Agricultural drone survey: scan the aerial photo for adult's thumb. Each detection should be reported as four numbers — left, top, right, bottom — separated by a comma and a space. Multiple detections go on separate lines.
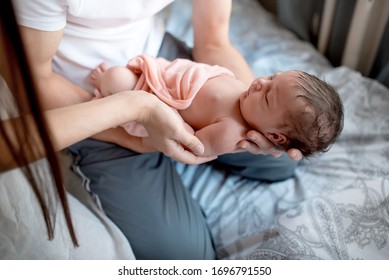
181, 134, 205, 155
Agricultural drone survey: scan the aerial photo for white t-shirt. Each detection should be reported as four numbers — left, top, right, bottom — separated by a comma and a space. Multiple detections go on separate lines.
13, 0, 174, 92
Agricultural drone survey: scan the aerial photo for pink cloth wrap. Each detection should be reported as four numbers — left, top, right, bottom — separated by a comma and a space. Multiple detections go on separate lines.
121, 54, 234, 137
127, 54, 235, 110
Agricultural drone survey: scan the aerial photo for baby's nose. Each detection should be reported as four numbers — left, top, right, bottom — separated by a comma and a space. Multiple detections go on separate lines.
251, 77, 270, 92
259, 77, 271, 84
256, 78, 270, 89
251, 83, 262, 93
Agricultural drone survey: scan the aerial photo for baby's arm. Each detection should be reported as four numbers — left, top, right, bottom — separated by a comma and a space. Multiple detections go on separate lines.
194, 119, 246, 157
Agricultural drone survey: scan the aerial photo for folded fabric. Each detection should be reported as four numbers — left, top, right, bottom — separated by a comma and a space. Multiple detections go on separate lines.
121, 54, 234, 137
128, 54, 234, 110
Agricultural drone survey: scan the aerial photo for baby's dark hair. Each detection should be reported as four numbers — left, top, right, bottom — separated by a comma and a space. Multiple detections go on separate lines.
276, 71, 344, 158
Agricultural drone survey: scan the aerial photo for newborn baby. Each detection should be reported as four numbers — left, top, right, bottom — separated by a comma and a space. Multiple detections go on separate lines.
90, 55, 344, 157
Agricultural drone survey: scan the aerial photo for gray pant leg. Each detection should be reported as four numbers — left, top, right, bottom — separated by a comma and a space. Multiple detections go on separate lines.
68, 139, 215, 260
215, 153, 298, 181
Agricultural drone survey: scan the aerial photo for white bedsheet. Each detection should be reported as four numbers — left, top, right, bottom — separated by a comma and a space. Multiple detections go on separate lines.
167, 0, 389, 259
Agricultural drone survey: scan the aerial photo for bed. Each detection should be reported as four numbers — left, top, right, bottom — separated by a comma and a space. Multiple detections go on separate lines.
164, 0, 389, 259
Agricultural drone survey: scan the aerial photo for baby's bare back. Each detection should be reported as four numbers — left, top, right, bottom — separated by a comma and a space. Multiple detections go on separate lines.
180, 76, 251, 156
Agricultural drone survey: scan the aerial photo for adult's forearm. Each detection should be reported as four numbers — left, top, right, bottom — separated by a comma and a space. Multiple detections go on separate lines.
18, 26, 92, 110
34, 71, 92, 110
193, 43, 254, 87
191, 0, 254, 86
91, 128, 155, 153
0, 91, 153, 171
45, 91, 152, 151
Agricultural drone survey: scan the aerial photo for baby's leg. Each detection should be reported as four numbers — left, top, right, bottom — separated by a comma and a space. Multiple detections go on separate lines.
90, 63, 139, 97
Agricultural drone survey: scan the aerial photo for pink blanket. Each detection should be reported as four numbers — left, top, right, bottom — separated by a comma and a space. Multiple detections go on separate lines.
127, 54, 234, 110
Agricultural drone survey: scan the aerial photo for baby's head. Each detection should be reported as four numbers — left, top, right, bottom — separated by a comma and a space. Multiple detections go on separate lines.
279, 71, 344, 157
240, 70, 344, 158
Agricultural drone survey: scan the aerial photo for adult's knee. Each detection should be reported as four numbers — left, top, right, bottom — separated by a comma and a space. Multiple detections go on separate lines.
106, 183, 216, 260
215, 153, 298, 181
69, 143, 215, 260
127, 221, 216, 260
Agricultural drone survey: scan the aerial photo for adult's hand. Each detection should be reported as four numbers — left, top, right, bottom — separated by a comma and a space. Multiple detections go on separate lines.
139, 94, 217, 165
237, 130, 303, 161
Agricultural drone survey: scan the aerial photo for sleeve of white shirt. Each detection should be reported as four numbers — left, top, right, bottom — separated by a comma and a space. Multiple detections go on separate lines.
12, 0, 67, 31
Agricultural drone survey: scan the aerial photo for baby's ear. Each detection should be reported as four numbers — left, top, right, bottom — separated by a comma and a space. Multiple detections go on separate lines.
265, 132, 287, 145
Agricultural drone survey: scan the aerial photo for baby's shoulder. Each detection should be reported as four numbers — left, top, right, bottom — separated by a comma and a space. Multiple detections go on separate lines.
201, 75, 244, 96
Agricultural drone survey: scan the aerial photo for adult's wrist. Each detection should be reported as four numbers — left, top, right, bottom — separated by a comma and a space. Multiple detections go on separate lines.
130, 91, 159, 125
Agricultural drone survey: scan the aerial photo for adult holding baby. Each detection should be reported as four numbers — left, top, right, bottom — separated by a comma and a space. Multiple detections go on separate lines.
13, 0, 302, 259
0, 0, 215, 259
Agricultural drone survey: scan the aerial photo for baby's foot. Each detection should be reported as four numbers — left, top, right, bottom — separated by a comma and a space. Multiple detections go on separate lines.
90, 63, 108, 89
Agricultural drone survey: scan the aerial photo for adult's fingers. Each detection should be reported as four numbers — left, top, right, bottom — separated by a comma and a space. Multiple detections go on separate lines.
246, 130, 274, 151
246, 130, 303, 160
177, 131, 205, 156
237, 139, 283, 157
287, 148, 303, 161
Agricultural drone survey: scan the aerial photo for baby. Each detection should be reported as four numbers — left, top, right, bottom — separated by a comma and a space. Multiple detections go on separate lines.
90, 54, 344, 158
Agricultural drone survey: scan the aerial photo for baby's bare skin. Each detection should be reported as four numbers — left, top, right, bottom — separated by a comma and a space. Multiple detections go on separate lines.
91, 60, 315, 160
180, 75, 251, 156
91, 64, 252, 156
